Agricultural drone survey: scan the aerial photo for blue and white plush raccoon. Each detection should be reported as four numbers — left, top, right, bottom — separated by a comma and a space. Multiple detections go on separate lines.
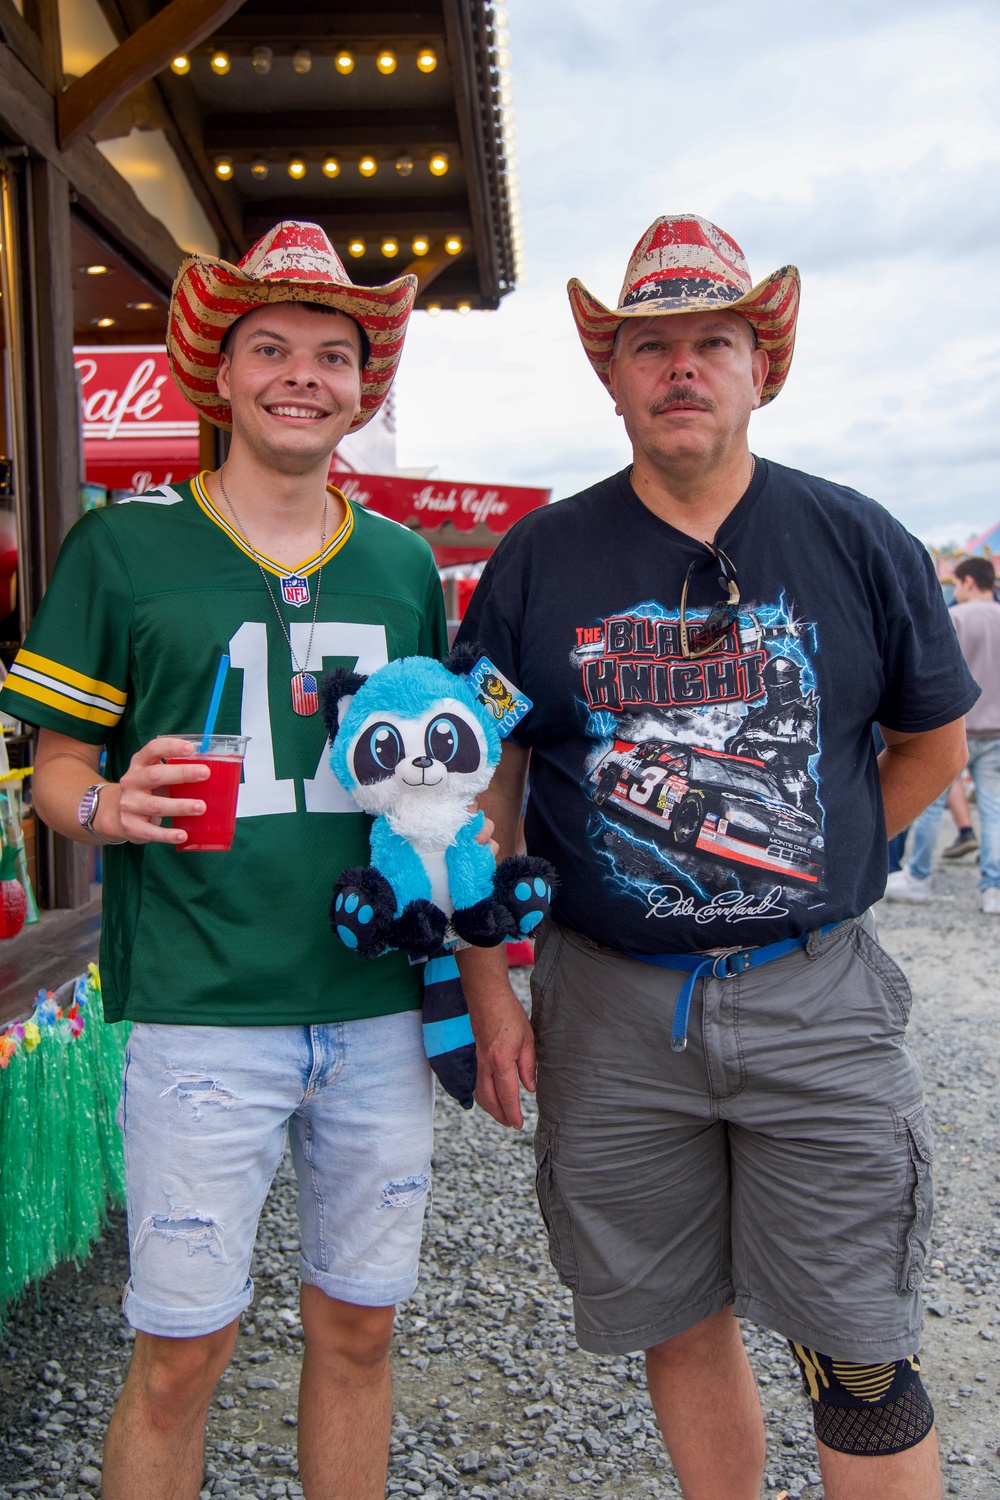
321, 644, 555, 961
321, 646, 556, 1110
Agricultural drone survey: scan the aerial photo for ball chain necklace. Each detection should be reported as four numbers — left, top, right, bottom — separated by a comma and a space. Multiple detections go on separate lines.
219, 466, 326, 716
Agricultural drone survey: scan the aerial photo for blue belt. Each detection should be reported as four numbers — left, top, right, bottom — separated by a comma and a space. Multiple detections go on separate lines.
628, 923, 841, 1053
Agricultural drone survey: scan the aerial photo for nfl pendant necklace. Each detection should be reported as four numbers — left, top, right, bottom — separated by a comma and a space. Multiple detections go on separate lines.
219, 468, 326, 716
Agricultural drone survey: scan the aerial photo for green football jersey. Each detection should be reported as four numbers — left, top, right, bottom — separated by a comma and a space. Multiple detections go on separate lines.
0, 475, 448, 1026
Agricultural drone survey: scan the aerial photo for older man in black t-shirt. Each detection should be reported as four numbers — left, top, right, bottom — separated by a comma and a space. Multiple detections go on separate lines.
456, 215, 978, 1500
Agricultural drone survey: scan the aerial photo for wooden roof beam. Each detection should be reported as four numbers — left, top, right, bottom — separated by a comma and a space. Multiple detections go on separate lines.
92, 0, 243, 257
204, 108, 457, 153
401, 238, 456, 293
244, 195, 467, 225
0, 0, 46, 85
216, 11, 442, 42
154, 69, 245, 256
0, 38, 183, 289
57, 0, 248, 151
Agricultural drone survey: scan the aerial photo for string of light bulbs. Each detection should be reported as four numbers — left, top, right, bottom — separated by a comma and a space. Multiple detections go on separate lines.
488, 5, 524, 286
213, 151, 451, 184
344, 234, 463, 262
170, 46, 439, 77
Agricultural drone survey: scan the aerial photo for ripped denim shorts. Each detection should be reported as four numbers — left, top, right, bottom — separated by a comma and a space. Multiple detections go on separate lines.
116, 1012, 434, 1337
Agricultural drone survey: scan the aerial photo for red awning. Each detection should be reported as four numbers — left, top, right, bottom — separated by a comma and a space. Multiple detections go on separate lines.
333, 472, 550, 557
81, 437, 200, 494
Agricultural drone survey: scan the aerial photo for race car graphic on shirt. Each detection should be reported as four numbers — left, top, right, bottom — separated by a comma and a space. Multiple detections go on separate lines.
574, 596, 826, 915
591, 737, 824, 884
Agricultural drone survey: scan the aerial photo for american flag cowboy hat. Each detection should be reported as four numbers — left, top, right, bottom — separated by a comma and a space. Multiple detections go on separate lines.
167, 220, 417, 433
567, 214, 800, 405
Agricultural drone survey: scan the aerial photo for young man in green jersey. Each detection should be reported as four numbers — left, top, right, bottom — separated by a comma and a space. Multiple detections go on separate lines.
0, 222, 464, 1500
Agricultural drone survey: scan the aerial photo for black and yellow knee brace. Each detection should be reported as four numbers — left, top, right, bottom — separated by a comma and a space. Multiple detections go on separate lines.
789, 1343, 934, 1457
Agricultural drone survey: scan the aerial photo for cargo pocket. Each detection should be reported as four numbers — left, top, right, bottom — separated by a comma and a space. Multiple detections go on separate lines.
534, 1115, 579, 1291
896, 1106, 934, 1293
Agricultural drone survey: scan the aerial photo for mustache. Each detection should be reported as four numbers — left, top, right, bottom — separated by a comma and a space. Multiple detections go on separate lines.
649, 385, 716, 416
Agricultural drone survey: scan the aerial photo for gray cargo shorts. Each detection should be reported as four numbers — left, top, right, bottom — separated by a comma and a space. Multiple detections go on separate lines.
530, 915, 932, 1363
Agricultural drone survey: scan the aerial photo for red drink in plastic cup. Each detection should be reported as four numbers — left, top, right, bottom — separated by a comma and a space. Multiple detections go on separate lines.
165, 734, 248, 852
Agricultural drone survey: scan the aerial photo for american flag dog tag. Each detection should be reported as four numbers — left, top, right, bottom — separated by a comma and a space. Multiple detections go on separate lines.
291, 672, 319, 715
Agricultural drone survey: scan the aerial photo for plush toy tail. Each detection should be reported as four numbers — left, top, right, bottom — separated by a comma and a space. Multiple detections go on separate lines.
422, 947, 477, 1110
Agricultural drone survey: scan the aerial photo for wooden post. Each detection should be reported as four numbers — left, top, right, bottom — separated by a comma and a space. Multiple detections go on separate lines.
27, 161, 81, 584
198, 416, 218, 472
32, 0, 63, 97
25, 158, 91, 909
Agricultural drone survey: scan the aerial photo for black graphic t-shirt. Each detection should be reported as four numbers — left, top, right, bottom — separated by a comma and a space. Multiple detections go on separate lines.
457, 459, 980, 955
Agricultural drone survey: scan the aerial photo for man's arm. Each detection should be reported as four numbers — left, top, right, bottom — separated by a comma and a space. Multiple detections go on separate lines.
33, 728, 214, 846
455, 740, 534, 1130
877, 717, 968, 837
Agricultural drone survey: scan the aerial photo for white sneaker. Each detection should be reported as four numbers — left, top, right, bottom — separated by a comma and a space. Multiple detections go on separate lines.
982, 888, 1000, 916
884, 868, 932, 903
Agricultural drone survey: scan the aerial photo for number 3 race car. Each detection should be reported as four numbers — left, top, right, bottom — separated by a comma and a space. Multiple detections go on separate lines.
591, 737, 824, 885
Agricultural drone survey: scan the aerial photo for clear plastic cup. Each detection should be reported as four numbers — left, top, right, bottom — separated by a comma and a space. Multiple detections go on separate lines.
165, 734, 249, 852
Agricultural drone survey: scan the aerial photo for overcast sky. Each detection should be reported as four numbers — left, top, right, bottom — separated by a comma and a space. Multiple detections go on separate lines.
394, 0, 1000, 548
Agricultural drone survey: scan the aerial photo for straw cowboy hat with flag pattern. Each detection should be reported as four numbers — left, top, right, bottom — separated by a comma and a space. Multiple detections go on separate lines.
168, 219, 417, 433
568, 214, 800, 405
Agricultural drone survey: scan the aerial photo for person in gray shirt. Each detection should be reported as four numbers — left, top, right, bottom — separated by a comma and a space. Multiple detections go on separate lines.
951, 557, 1000, 913
886, 555, 1000, 912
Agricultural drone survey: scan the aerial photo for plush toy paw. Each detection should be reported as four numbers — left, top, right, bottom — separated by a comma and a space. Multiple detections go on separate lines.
389, 899, 449, 959
331, 867, 396, 958
495, 855, 558, 936
451, 896, 517, 947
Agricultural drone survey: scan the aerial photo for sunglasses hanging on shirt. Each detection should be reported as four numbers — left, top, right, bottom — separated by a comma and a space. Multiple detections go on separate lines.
678, 543, 741, 660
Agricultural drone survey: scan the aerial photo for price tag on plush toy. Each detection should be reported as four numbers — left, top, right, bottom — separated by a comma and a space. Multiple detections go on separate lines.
467, 656, 532, 739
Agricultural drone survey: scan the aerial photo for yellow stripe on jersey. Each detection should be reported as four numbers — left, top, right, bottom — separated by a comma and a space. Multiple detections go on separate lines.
15, 649, 128, 705
191, 472, 354, 578
4, 675, 122, 728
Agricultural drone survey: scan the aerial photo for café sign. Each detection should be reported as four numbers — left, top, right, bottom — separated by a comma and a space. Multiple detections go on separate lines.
74, 346, 198, 493
74, 345, 198, 441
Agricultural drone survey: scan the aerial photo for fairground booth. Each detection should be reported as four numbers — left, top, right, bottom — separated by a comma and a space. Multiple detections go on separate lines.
0, 0, 529, 1303
934, 518, 1000, 593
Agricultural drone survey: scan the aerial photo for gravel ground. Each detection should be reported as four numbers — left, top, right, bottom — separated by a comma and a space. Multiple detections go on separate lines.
0, 825, 998, 1499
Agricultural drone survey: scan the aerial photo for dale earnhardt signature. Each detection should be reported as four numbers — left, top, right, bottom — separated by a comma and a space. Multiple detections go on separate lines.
645, 885, 790, 924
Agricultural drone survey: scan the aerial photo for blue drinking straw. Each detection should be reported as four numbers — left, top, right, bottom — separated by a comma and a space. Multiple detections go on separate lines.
200, 655, 230, 752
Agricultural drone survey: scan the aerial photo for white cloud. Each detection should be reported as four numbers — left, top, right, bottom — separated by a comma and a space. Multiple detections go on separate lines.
395, 0, 1000, 542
